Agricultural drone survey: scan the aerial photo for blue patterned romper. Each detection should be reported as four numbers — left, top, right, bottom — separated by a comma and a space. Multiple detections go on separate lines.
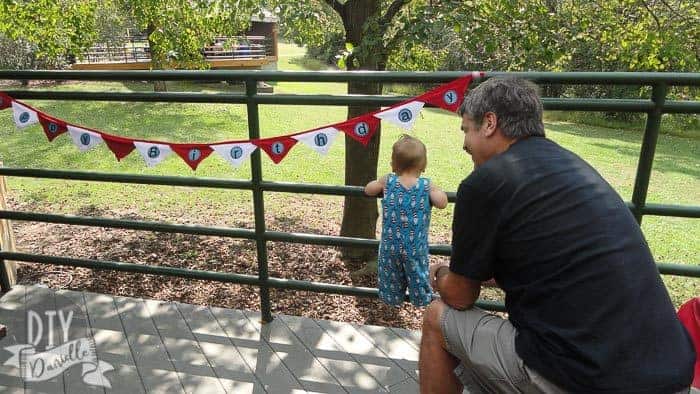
378, 174, 433, 307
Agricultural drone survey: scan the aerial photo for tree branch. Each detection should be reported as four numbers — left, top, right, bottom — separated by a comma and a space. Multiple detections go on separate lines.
380, 0, 411, 29
639, 0, 662, 30
324, 0, 345, 19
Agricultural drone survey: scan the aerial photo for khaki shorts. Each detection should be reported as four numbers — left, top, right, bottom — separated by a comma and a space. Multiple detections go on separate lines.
440, 307, 694, 394
440, 306, 566, 393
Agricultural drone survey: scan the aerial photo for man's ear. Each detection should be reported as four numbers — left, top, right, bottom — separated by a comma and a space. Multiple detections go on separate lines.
482, 112, 498, 137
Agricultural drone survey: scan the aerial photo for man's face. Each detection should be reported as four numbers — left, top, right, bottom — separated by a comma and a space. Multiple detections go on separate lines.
461, 114, 488, 167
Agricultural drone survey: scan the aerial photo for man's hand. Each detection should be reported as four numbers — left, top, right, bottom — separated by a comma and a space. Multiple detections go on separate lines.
430, 263, 482, 310
430, 263, 449, 290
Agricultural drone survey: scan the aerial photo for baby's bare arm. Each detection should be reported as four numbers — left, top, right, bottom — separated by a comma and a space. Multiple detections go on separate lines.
365, 175, 388, 196
429, 182, 448, 209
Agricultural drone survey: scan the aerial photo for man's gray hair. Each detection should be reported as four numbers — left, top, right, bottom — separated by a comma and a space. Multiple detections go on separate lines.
458, 77, 545, 138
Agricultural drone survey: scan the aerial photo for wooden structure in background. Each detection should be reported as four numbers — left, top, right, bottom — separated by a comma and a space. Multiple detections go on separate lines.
71, 14, 278, 71
0, 162, 17, 290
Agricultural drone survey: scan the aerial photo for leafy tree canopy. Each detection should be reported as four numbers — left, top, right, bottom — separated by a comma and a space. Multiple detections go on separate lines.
0, 0, 98, 61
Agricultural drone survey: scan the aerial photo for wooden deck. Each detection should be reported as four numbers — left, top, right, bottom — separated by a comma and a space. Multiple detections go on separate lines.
0, 285, 422, 393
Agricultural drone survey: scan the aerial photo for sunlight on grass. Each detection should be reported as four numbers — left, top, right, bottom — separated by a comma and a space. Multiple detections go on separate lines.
0, 43, 697, 306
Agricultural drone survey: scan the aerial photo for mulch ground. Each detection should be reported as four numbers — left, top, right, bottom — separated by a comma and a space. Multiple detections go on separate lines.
7, 195, 503, 330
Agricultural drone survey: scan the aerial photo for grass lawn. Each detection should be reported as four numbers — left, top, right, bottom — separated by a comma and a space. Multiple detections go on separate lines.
0, 42, 697, 306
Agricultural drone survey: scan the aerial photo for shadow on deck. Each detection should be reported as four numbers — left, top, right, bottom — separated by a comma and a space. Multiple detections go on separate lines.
0, 285, 421, 393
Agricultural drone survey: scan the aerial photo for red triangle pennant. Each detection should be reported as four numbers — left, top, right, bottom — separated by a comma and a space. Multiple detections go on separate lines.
333, 114, 380, 146
102, 134, 135, 161
0, 93, 11, 110
253, 136, 298, 164
170, 144, 214, 170
38, 113, 68, 141
418, 75, 474, 112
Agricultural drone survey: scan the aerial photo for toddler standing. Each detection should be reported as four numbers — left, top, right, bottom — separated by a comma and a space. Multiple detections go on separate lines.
365, 135, 448, 307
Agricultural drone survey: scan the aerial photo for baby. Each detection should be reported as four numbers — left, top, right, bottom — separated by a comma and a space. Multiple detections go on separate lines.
365, 135, 448, 307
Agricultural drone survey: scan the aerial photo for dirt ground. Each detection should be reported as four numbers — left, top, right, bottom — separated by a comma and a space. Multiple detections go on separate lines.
6, 196, 507, 330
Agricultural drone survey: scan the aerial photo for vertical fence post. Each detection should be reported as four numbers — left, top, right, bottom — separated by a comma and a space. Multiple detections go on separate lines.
631, 83, 668, 224
246, 78, 273, 323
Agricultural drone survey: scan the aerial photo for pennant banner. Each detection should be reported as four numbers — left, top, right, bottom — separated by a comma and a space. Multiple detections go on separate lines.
254, 136, 298, 164
171, 144, 214, 170
12, 102, 39, 129
374, 101, 425, 130
38, 112, 68, 142
0, 93, 11, 110
333, 115, 380, 146
292, 127, 339, 156
68, 126, 104, 152
133, 141, 173, 167
0, 74, 480, 169
211, 142, 258, 168
102, 134, 135, 161
417, 74, 475, 112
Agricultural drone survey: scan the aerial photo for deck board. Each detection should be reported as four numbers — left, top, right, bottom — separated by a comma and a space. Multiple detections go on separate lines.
0, 285, 423, 393
24, 285, 64, 394
0, 285, 25, 394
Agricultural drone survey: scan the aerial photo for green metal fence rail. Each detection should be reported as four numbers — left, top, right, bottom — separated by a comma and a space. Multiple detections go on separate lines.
0, 70, 698, 322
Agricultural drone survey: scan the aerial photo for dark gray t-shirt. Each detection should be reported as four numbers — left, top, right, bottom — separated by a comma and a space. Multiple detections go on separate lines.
450, 136, 694, 392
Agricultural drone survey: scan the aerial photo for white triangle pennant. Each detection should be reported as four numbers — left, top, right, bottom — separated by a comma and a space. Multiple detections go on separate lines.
374, 101, 425, 130
292, 127, 339, 156
133, 141, 173, 167
211, 142, 257, 168
67, 126, 104, 152
11, 102, 39, 129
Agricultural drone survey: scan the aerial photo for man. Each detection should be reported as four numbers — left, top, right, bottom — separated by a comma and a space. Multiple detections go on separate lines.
419, 77, 695, 393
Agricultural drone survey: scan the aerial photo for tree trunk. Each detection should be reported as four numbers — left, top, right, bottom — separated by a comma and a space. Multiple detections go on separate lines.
339, 0, 386, 262
146, 23, 167, 92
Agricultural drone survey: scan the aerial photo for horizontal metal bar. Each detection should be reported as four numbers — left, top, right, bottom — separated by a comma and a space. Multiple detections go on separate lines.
2, 170, 695, 220
253, 94, 415, 106
0, 251, 376, 297
486, 72, 700, 86
642, 203, 700, 218
5, 210, 692, 271
2, 70, 699, 85
0, 209, 452, 255
0, 70, 468, 83
542, 98, 653, 112
0, 251, 505, 310
3, 91, 249, 104
260, 181, 366, 197
658, 263, 700, 278
265, 231, 453, 256
265, 230, 377, 248
0, 167, 253, 189
663, 101, 700, 114
0, 210, 257, 239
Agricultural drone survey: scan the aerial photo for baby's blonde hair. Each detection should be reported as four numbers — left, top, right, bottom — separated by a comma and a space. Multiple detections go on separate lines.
391, 134, 427, 173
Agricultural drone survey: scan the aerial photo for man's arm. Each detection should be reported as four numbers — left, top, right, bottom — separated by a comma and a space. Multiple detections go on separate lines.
431, 263, 481, 310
